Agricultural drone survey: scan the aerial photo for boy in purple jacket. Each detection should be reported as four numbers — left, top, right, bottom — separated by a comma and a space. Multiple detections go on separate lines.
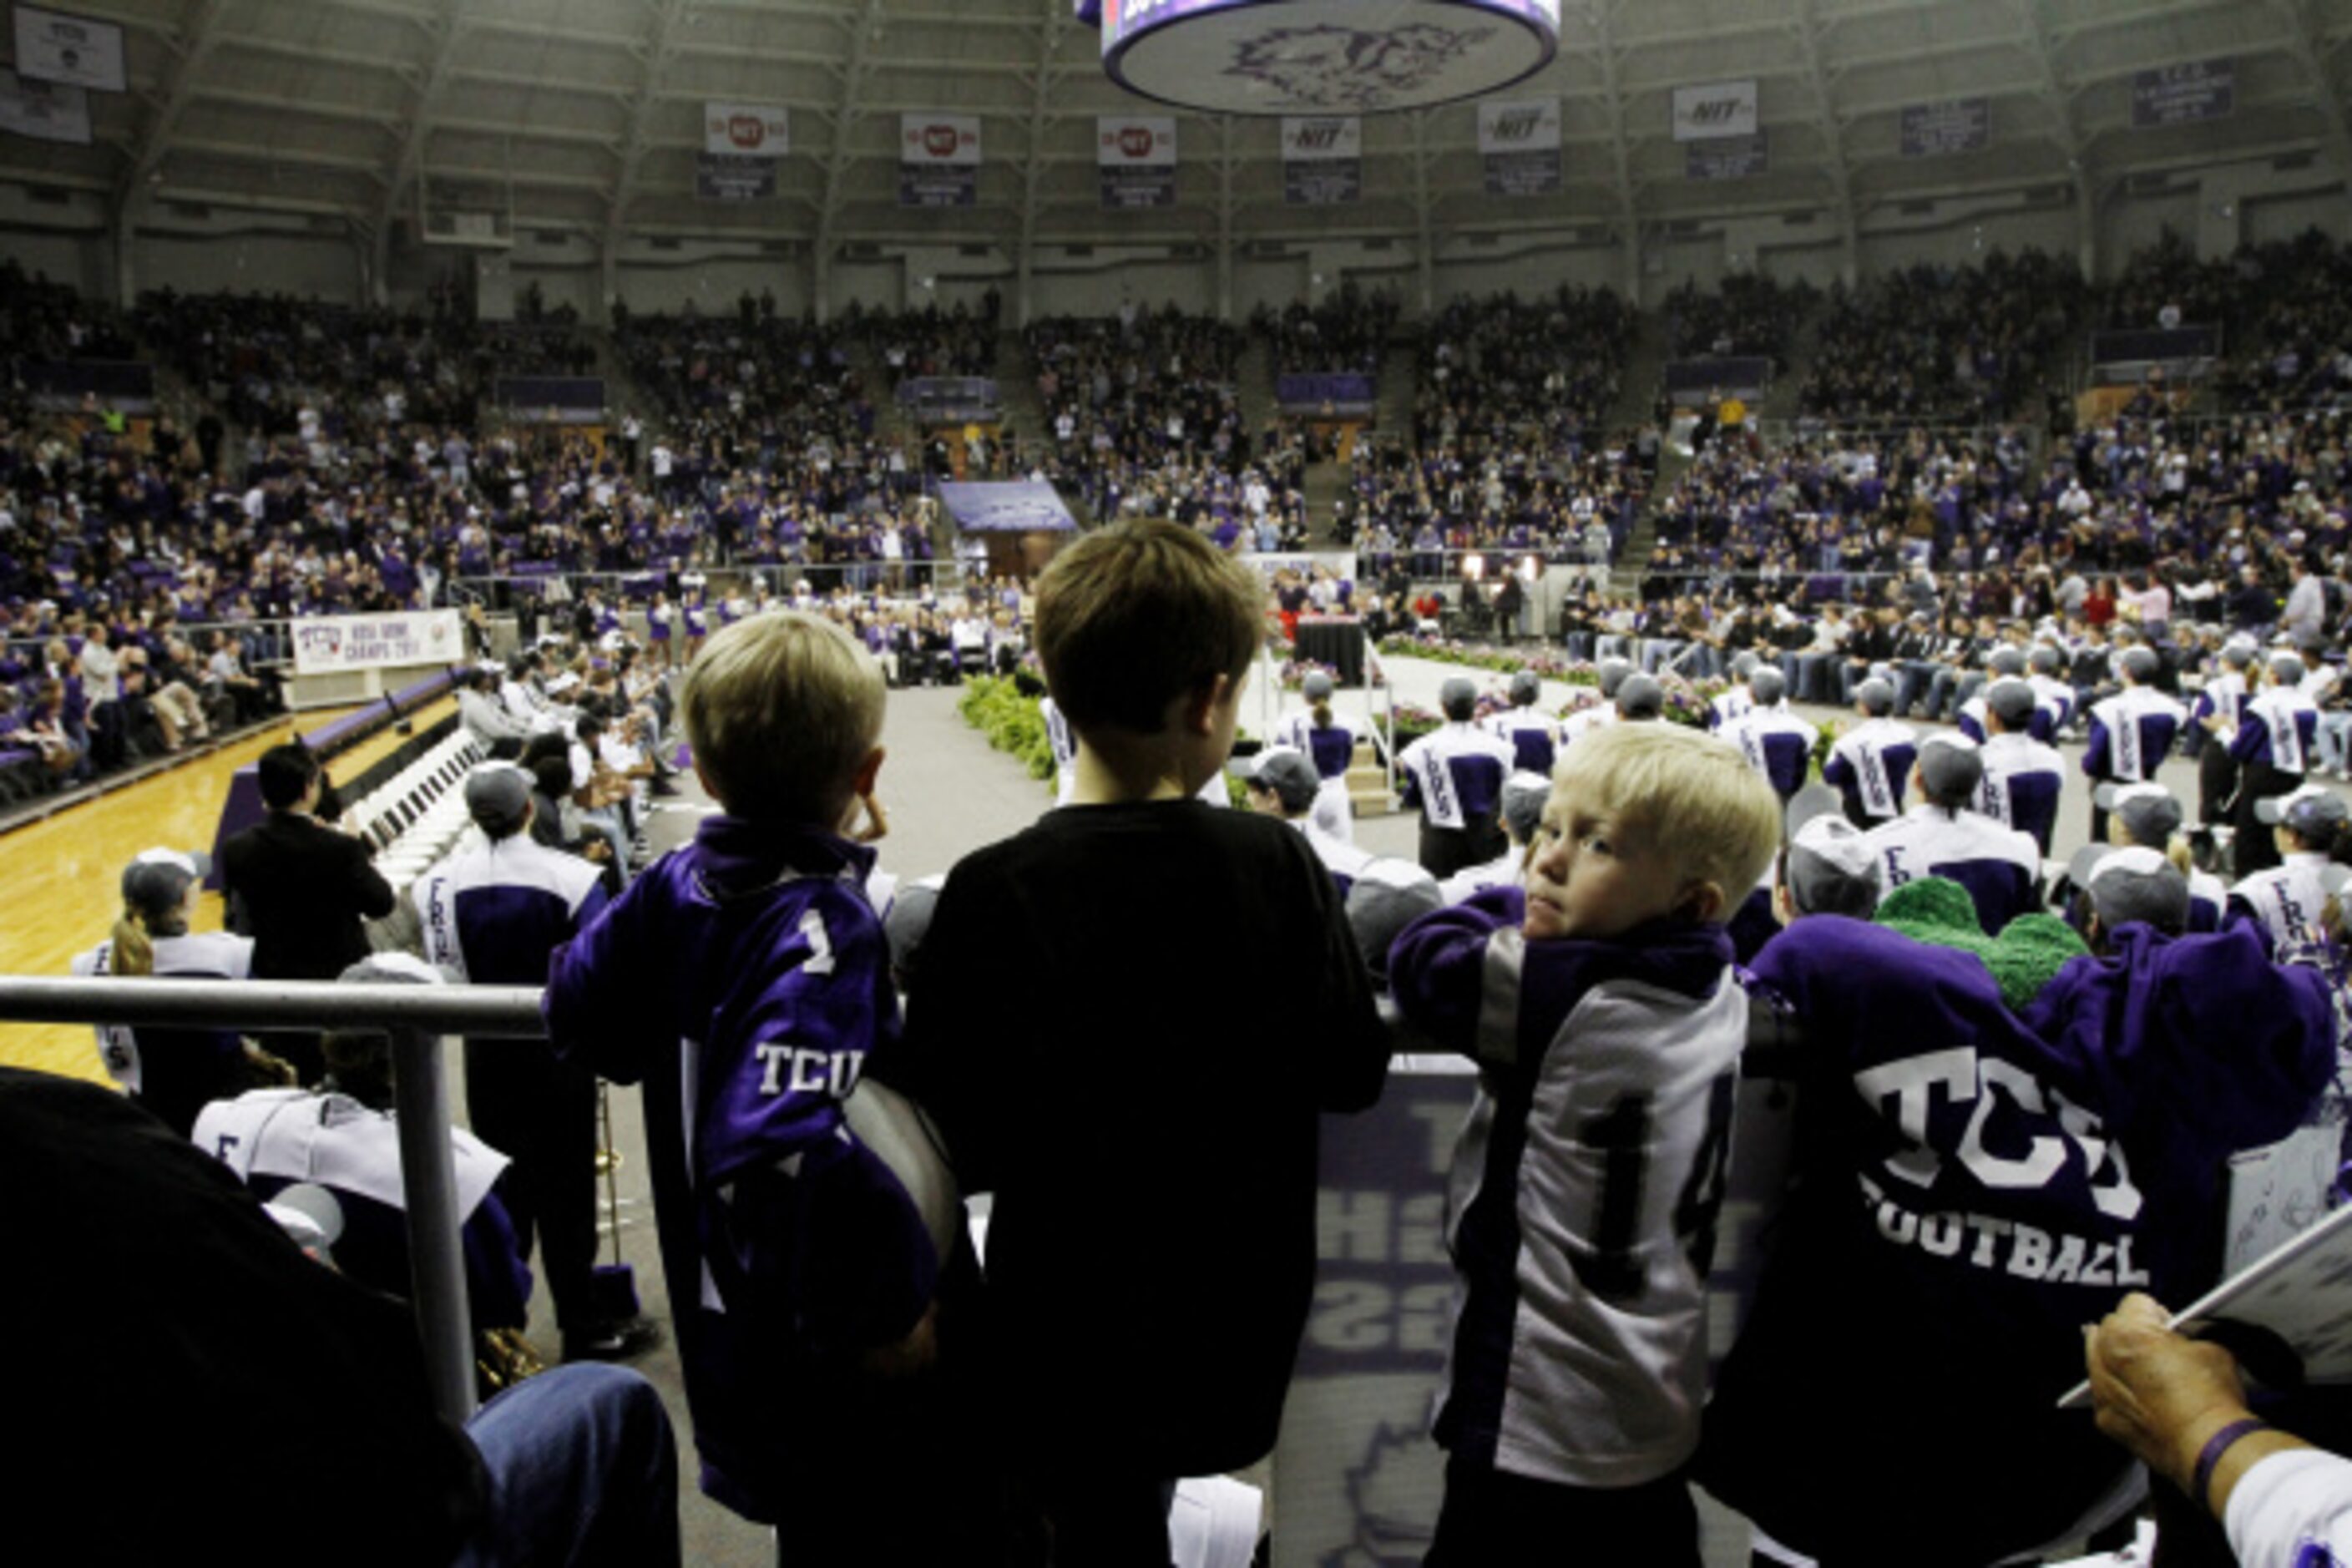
545, 612, 988, 1564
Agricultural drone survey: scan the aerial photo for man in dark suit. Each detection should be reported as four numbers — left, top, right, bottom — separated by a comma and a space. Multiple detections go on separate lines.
220, 743, 396, 1082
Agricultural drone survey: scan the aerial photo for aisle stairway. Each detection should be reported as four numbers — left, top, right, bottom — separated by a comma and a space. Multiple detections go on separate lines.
1236, 336, 1276, 434
1303, 459, 1348, 539
1372, 327, 1417, 439
1607, 309, 1671, 433
1610, 441, 1693, 596
993, 329, 1048, 451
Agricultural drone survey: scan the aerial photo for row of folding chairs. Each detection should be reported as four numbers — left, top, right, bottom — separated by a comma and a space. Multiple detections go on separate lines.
345, 732, 487, 898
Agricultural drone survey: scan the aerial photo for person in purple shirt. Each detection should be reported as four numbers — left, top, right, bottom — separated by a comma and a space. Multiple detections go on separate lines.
1702, 904, 2332, 1566
546, 612, 988, 1564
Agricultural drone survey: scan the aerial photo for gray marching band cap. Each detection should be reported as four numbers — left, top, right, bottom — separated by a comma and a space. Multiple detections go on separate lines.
1985, 679, 2038, 728
463, 764, 534, 832
1596, 658, 1634, 698
2118, 646, 2161, 681
2221, 640, 2258, 669
2068, 844, 2191, 932
1500, 771, 1551, 844
1748, 666, 1788, 706
1439, 676, 1479, 716
1508, 669, 1540, 704
121, 848, 208, 918
1918, 732, 1985, 799
1616, 674, 1666, 720
2271, 653, 2308, 685
1731, 651, 1760, 680
1855, 678, 1895, 716
1229, 746, 1322, 814
2029, 645, 2062, 675
1302, 670, 1335, 701
1988, 647, 2029, 677
2256, 784, 2351, 847
1783, 785, 1881, 917
1347, 858, 1444, 979
2095, 781, 2184, 847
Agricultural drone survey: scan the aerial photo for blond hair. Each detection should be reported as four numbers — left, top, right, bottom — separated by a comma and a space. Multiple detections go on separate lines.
1034, 518, 1264, 735
1551, 723, 1782, 908
682, 611, 884, 823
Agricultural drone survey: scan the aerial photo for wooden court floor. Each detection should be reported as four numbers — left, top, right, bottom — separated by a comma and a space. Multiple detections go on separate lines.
0, 698, 457, 1085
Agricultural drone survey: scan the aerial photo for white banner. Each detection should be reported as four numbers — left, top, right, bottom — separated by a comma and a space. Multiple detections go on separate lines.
1479, 96, 1561, 196
702, 101, 788, 158
291, 610, 466, 676
0, 65, 88, 144
13, 4, 124, 94
900, 112, 982, 165
1672, 78, 1758, 142
1282, 114, 1361, 161
1477, 97, 1561, 154
1096, 114, 1176, 166
1097, 114, 1176, 209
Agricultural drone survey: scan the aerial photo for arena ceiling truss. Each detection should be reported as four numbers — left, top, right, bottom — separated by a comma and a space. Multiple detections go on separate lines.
5, 0, 2349, 279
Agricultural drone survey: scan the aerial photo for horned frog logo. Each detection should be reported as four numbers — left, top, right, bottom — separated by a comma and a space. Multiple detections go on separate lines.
1225, 23, 1490, 113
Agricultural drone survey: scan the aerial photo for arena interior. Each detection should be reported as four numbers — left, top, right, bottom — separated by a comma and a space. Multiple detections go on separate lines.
9, 1, 2352, 1563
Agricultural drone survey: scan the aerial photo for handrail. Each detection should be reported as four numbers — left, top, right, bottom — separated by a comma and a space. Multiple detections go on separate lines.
0, 972, 1809, 1443
0, 974, 544, 1428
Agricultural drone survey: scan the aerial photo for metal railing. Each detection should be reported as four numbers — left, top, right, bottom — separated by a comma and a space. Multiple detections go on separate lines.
0, 974, 541, 1427
0, 972, 1810, 1446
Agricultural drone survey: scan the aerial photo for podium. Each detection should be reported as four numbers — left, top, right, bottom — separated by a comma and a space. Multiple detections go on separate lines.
1294, 616, 1366, 687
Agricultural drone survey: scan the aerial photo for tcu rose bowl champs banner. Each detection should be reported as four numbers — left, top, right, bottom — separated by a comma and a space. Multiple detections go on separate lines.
1097, 115, 1177, 209
901, 113, 982, 207
1478, 96, 1560, 196
1282, 114, 1361, 205
291, 610, 464, 677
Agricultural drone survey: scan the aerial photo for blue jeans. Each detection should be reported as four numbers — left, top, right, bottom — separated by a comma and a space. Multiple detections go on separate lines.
458, 1363, 680, 1568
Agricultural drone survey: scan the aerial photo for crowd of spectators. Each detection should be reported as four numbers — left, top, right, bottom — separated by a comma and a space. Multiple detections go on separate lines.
1798, 249, 2087, 426
1662, 272, 1816, 372
1416, 286, 1635, 456
1256, 284, 1400, 377
868, 294, 1002, 386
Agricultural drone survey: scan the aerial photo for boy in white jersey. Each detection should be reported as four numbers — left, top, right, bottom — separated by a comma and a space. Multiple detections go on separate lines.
1388, 723, 1781, 1566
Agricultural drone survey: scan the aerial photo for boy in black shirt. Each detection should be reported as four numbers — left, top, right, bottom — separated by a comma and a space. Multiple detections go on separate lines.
877, 518, 1391, 1565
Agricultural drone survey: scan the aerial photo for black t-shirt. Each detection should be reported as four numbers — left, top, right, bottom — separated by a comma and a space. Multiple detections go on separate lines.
876, 802, 1389, 1476
2, 1067, 485, 1565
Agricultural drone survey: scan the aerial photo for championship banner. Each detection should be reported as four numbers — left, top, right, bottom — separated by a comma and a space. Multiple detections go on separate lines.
1097, 114, 1177, 209
1672, 78, 1758, 141
1477, 96, 1560, 196
13, 4, 124, 93
291, 610, 465, 677
702, 101, 788, 157
1282, 114, 1361, 205
1901, 97, 1990, 158
1687, 130, 1768, 180
900, 113, 981, 207
0, 66, 88, 144
2133, 59, 2233, 128
695, 153, 775, 201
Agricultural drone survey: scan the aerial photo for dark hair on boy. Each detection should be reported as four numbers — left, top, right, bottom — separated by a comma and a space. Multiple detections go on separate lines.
257, 742, 321, 811
1034, 518, 1263, 734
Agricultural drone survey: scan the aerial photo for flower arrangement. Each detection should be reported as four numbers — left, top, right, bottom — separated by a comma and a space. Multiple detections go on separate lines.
1278, 658, 1341, 693
958, 675, 1056, 787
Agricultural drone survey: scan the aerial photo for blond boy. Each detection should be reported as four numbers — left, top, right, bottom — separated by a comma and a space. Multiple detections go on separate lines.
1388, 722, 1781, 1567
544, 613, 982, 1564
